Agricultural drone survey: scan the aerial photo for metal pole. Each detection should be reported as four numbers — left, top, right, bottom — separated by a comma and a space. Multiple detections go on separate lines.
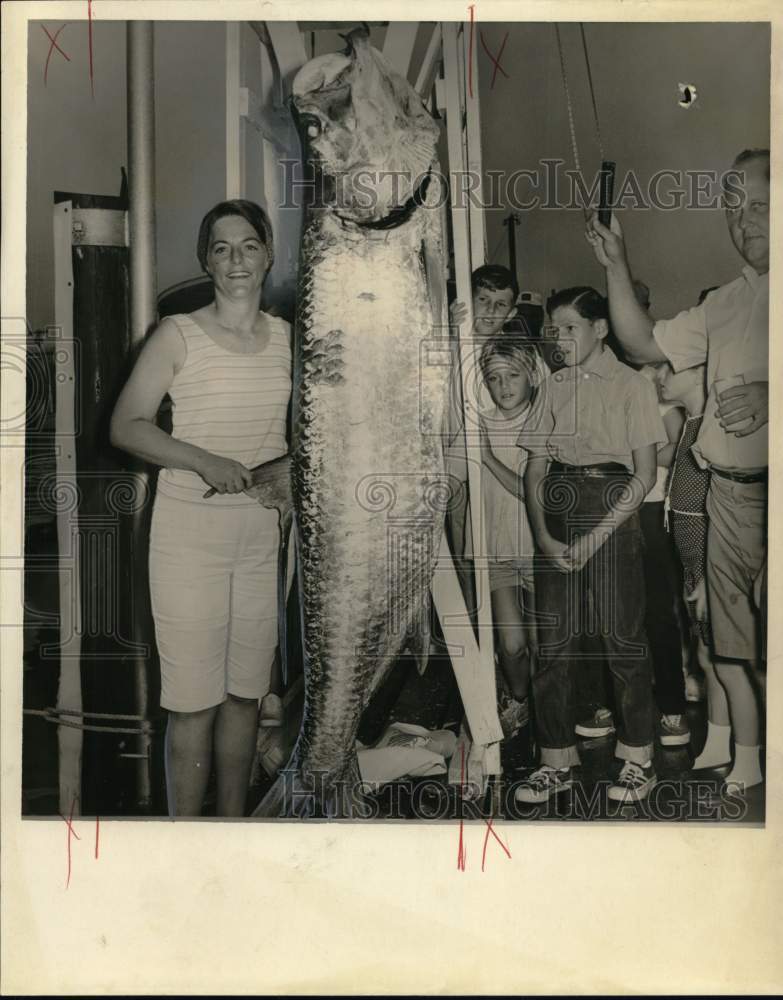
126, 20, 157, 810
503, 213, 520, 287
127, 21, 158, 345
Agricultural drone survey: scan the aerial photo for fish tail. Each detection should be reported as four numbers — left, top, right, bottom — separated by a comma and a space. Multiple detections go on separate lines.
251, 754, 368, 819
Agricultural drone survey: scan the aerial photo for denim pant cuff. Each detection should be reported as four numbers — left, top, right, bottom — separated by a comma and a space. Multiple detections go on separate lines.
540, 744, 581, 768
615, 740, 654, 766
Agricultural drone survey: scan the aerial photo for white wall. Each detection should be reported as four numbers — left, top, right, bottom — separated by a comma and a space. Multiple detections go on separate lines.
27, 20, 770, 331
27, 19, 127, 332
477, 21, 770, 318
26, 19, 226, 332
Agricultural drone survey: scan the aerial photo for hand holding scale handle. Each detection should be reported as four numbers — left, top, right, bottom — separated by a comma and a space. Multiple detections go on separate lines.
598, 160, 616, 228
203, 453, 293, 515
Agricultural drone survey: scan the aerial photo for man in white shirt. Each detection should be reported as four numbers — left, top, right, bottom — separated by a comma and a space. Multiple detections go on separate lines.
586, 148, 769, 793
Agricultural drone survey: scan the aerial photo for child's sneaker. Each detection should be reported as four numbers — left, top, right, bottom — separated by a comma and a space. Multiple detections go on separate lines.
575, 707, 615, 738
607, 761, 656, 802
514, 765, 573, 804
658, 713, 691, 746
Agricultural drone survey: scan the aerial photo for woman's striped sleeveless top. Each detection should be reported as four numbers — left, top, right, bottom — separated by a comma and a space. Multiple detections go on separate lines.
157, 312, 291, 506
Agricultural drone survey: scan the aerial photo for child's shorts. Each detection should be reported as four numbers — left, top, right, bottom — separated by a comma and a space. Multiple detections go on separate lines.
149, 492, 280, 713
489, 559, 535, 594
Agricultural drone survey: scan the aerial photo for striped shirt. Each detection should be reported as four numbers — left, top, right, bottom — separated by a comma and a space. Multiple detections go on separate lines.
157, 313, 291, 506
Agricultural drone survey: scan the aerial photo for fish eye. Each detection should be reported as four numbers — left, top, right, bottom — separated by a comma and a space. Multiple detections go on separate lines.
300, 114, 323, 139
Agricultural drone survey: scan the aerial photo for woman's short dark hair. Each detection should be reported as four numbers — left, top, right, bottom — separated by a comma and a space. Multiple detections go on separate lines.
196, 199, 275, 273
546, 285, 608, 322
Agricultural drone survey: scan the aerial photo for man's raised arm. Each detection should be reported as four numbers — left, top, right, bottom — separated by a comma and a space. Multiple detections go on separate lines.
586, 212, 668, 365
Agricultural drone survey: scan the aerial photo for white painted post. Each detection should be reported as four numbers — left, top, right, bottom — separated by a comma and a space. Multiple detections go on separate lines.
415, 23, 442, 98
441, 22, 500, 776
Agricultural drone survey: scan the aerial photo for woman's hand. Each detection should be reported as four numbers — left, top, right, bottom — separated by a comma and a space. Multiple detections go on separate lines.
198, 454, 254, 495
685, 577, 708, 622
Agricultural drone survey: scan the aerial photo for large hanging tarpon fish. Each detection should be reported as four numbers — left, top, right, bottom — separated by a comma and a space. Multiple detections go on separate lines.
252, 26, 451, 817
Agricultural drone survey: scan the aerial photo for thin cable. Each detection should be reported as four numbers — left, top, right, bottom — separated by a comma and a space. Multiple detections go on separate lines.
579, 23, 604, 160
554, 24, 582, 177
489, 228, 506, 263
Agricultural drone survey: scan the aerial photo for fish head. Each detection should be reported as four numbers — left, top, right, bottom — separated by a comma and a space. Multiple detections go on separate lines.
291, 25, 440, 224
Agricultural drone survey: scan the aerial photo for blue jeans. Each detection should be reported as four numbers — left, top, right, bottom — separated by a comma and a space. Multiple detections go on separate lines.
533, 465, 655, 768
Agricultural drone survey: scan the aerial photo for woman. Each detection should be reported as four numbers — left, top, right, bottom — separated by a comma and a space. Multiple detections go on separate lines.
111, 200, 292, 817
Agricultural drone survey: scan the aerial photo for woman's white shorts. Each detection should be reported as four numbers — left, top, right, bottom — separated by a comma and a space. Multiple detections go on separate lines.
149, 492, 280, 712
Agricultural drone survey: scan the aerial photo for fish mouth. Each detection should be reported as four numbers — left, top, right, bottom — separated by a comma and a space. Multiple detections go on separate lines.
292, 28, 439, 226
348, 169, 432, 230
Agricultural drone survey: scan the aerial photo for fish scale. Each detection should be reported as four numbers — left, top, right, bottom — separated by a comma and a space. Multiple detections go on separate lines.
292, 207, 448, 792
253, 28, 449, 816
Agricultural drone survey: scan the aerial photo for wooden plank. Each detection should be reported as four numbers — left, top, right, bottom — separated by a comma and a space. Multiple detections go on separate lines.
432, 534, 503, 747
439, 21, 500, 770
265, 21, 309, 91
53, 201, 83, 816
381, 21, 418, 78
239, 86, 290, 152
415, 23, 441, 98
463, 25, 486, 267
442, 22, 495, 655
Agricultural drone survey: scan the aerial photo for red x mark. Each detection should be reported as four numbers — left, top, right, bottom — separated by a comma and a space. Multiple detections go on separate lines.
480, 30, 510, 89
59, 796, 81, 889
481, 816, 511, 871
42, 24, 71, 87
456, 743, 467, 870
